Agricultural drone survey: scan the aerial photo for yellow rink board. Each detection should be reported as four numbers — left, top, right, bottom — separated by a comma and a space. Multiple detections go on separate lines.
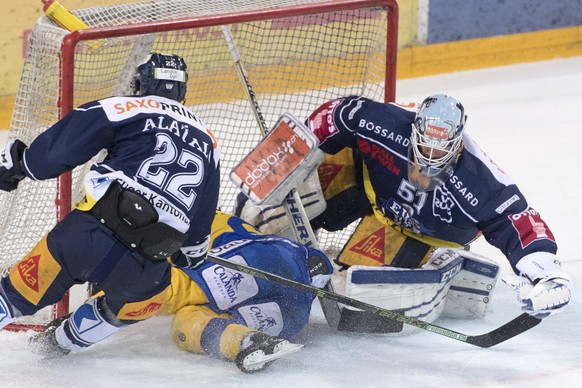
1, 24, 581, 130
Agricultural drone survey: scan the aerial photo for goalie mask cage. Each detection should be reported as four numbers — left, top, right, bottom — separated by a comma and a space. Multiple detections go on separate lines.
1, 0, 397, 331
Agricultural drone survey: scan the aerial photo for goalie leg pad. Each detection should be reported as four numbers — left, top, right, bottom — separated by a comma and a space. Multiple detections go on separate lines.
442, 250, 500, 319
338, 249, 464, 334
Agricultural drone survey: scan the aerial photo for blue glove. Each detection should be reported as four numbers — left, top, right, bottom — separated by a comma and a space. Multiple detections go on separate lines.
502, 252, 572, 319
0, 139, 27, 192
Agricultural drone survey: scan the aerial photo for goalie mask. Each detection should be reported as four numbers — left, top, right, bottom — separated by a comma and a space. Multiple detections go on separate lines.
132, 53, 188, 102
408, 94, 466, 191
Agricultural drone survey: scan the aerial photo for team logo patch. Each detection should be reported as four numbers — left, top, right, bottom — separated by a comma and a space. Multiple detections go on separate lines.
433, 186, 455, 223
509, 209, 555, 248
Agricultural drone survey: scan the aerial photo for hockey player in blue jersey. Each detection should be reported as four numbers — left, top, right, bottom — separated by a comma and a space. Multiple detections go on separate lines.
0, 53, 221, 355
161, 210, 332, 373
304, 94, 572, 321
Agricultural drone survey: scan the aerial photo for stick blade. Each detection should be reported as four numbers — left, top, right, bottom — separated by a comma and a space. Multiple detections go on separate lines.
468, 313, 542, 348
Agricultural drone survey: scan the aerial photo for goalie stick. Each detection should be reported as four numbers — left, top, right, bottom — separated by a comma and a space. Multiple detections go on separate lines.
220, 25, 343, 328
203, 252, 542, 348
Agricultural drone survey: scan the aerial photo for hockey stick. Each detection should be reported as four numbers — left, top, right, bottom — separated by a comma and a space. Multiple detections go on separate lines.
204, 252, 542, 348
220, 25, 343, 327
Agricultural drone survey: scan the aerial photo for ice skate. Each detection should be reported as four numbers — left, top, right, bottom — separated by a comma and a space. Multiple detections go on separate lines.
28, 315, 71, 358
235, 332, 303, 373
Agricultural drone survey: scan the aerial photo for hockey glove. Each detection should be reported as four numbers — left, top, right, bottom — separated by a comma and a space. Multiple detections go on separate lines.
0, 139, 27, 192
170, 249, 206, 270
502, 252, 572, 319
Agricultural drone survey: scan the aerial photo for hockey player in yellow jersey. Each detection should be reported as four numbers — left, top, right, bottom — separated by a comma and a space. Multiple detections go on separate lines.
161, 210, 332, 372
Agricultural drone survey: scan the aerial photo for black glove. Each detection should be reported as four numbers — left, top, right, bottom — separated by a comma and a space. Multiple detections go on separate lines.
170, 249, 206, 269
0, 139, 27, 192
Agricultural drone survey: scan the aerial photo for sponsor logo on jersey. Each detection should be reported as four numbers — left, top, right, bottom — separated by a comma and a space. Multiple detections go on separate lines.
9, 239, 62, 306
16, 255, 41, 292
118, 289, 168, 320
238, 302, 284, 336
448, 174, 479, 206
509, 209, 555, 248
308, 99, 342, 141
348, 227, 386, 264
357, 138, 401, 176
203, 255, 259, 310
495, 194, 520, 214
108, 97, 202, 125
357, 119, 410, 146
433, 186, 456, 223
123, 302, 163, 318
348, 99, 365, 119
317, 162, 343, 193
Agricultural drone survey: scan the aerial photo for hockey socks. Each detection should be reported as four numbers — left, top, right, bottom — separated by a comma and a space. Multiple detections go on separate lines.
29, 297, 125, 357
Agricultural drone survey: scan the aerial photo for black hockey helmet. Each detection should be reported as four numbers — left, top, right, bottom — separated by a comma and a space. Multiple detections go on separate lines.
132, 52, 188, 102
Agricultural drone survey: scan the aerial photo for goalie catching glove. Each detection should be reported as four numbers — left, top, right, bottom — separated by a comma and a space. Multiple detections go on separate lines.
502, 252, 573, 319
0, 139, 27, 192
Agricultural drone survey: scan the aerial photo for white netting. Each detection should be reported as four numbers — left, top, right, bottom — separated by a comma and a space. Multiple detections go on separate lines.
0, 0, 395, 308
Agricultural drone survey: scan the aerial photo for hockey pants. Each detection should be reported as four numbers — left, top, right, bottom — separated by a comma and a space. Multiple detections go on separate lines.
2, 209, 172, 323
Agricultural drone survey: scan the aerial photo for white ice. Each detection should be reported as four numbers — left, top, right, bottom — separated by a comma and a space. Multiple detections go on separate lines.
2, 57, 582, 388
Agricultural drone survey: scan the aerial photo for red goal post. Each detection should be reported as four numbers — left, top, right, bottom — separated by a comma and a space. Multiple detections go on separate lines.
1, 0, 398, 331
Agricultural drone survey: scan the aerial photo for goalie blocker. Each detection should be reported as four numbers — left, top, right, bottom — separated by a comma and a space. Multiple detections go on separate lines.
230, 113, 324, 207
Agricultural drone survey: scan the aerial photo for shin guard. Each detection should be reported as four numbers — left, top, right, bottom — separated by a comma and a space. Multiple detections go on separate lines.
56, 297, 125, 351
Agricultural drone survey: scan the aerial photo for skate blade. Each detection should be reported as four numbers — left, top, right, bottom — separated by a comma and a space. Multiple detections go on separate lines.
242, 343, 304, 369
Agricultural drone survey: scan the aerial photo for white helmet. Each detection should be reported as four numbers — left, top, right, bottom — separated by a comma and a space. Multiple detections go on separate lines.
408, 94, 466, 191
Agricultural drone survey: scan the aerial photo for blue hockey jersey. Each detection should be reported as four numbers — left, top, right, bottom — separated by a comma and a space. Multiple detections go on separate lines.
183, 212, 332, 339
20, 95, 221, 252
307, 96, 557, 270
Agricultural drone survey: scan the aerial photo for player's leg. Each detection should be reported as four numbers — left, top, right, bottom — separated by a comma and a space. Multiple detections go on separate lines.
28, 210, 173, 356
171, 305, 302, 373
0, 218, 95, 330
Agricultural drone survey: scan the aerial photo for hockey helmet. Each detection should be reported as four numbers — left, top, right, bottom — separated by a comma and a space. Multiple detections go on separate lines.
132, 52, 188, 102
408, 94, 466, 191
307, 248, 333, 288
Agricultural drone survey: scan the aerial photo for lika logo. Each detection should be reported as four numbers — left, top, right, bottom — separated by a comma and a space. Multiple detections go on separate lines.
349, 227, 386, 263
317, 162, 343, 192
17, 255, 41, 292
124, 302, 162, 317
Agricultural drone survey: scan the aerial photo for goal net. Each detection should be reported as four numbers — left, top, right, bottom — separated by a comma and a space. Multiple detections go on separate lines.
0, 0, 397, 329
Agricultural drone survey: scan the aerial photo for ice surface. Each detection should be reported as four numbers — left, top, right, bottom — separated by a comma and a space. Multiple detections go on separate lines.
2, 57, 582, 387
